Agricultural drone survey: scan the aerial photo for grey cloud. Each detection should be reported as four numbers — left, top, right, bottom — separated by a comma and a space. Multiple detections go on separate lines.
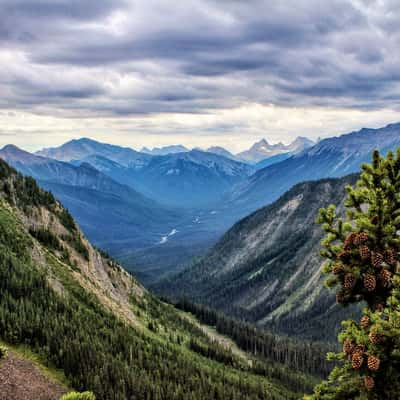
0, 0, 400, 117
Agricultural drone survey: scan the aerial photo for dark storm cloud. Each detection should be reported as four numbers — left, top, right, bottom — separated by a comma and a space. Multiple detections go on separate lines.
1, 0, 400, 116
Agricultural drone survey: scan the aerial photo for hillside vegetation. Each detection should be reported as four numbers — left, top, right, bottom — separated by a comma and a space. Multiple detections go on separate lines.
156, 175, 362, 341
0, 158, 311, 399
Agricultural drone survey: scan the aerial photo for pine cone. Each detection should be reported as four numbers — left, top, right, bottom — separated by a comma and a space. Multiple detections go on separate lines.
358, 232, 369, 243
371, 252, 384, 268
360, 315, 370, 329
378, 269, 392, 287
352, 233, 361, 246
343, 339, 355, 355
332, 264, 344, 275
336, 290, 346, 304
339, 250, 352, 263
352, 352, 364, 369
344, 273, 357, 289
367, 355, 380, 371
384, 249, 397, 266
364, 274, 376, 292
344, 233, 358, 249
364, 376, 375, 391
359, 245, 371, 261
369, 329, 382, 345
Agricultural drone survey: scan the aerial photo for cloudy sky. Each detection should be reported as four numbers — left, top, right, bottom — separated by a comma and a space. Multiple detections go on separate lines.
1, 0, 400, 152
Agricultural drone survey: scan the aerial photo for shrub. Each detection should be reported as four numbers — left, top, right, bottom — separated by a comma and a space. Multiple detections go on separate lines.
60, 392, 96, 400
0, 345, 8, 359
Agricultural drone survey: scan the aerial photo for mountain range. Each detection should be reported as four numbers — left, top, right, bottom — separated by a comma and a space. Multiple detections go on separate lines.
228, 123, 400, 216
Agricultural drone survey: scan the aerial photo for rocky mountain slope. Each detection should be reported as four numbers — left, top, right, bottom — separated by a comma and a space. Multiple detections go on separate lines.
0, 158, 325, 399
156, 174, 361, 341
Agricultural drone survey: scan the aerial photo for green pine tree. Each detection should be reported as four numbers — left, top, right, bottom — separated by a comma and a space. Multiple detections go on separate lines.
305, 148, 400, 400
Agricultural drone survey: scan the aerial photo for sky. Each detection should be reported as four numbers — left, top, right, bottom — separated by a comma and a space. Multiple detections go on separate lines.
1, 0, 400, 153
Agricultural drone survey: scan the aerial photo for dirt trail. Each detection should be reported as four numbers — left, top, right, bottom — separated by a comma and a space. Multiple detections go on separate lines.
0, 351, 67, 400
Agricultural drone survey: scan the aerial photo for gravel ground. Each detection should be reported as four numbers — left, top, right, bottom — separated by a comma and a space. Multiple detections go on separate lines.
0, 350, 67, 400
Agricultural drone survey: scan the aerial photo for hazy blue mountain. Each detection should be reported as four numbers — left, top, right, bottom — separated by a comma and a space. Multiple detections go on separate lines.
75, 149, 255, 208
38, 138, 255, 208
0, 145, 146, 199
141, 145, 189, 155
125, 149, 255, 207
237, 136, 314, 163
285, 136, 315, 153
254, 152, 291, 170
229, 123, 400, 215
37, 137, 151, 168
206, 146, 241, 161
155, 175, 361, 341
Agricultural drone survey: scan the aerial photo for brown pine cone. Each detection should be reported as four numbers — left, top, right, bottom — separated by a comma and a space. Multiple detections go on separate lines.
352, 352, 364, 369
352, 233, 361, 246
369, 329, 382, 345
359, 245, 371, 261
379, 269, 392, 287
364, 376, 375, 391
384, 249, 397, 266
358, 232, 369, 243
367, 355, 380, 371
332, 264, 344, 275
339, 250, 352, 263
364, 274, 376, 292
360, 315, 370, 329
371, 252, 384, 268
344, 273, 357, 289
336, 290, 346, 304
344, 233, 358, 249
343, 339, 355, 355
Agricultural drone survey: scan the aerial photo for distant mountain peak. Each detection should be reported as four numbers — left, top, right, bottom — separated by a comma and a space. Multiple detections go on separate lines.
237, 136, 314, 163
0, 144, 49, 164
36, 137, 150, 167
141, 145, 189, 156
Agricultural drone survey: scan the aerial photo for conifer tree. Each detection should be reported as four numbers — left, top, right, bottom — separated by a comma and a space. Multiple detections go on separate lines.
305, 149, 400, 400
